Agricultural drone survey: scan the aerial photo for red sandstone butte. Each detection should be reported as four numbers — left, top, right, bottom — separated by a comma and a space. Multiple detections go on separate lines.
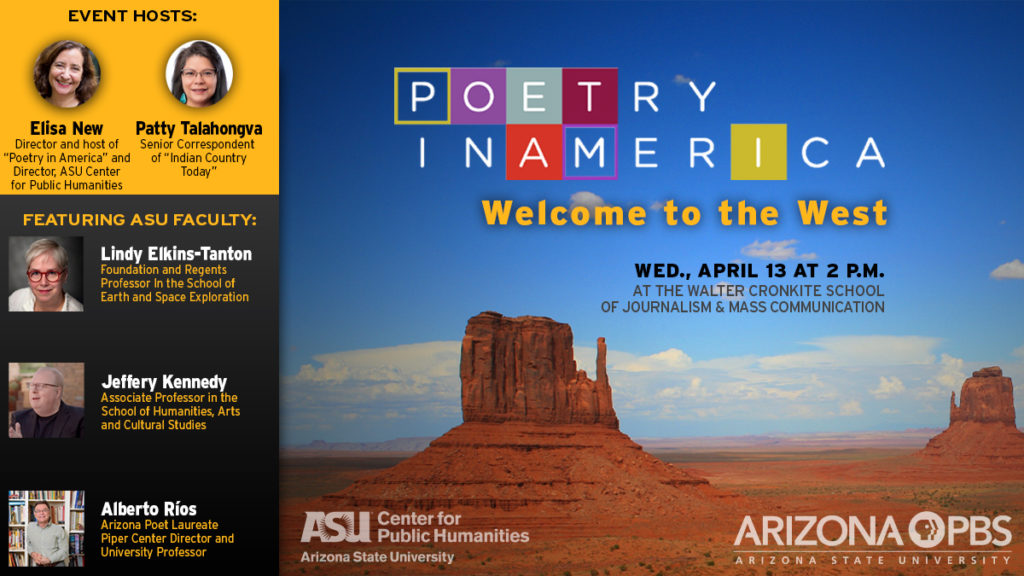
461, 311, 618, 427
920, 366, 1024, 462
329, 312, 709, 514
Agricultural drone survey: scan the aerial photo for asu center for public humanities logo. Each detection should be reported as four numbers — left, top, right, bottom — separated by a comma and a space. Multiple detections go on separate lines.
300, 511, 372, 543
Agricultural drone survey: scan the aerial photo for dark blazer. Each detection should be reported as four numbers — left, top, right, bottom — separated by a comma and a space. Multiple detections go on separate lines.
11, 402, 84, 438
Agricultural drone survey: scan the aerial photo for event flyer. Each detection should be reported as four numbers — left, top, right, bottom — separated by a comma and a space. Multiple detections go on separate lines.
4, 1, 1024, 575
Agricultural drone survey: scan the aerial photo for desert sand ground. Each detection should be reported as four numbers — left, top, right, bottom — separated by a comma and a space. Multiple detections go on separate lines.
280, 439, 1024, 576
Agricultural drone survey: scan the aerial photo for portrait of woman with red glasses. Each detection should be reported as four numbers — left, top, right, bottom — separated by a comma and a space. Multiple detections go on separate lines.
8, 238, 83, 312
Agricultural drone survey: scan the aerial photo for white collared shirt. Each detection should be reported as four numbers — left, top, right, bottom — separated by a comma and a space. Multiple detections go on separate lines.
8, 287, 83, 312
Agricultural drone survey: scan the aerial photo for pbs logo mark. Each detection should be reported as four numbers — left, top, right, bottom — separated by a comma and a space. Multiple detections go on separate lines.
908, 511, 1012, 549
908, 512, 944, 548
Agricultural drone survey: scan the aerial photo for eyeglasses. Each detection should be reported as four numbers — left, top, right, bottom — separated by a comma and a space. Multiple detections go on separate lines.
28, 383, 60, 391
181, 69, 216, 80
27, 269, 63, 282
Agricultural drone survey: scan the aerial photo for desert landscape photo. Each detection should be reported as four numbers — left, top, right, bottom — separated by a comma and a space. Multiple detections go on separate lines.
280, 314, 1024, 576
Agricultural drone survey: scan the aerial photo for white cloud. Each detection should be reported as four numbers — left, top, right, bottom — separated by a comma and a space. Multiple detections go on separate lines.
741, 239, 816, 261
614, 348, 693, 372
918, 353, 965, 398
650, 200, 666, 212
574, 347, 640, 378
655, 387, 681, 399
291, 341, 460, 385
283, 341, 463, 431
565, 191, 608, 223
587, 337, 963, 427
871, 376, 905, 399
1015, 345, 1024, 360
569, 191, 605, 209
786, 404, 820, 419
840, 401, 864, 416
758, 386, 807, 401
991, 259, 1024, 279
655, 378, 706, 399
673, 74, 693, 85
934, 354, 965, 387
757, 335, 939, 370
692, 355, 758, 372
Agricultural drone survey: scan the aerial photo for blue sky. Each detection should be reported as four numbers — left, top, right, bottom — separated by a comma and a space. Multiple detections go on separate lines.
279, 1, 1024, 444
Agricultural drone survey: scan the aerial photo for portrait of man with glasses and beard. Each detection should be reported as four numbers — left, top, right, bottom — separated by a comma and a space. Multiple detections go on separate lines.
9, 367, 84, 439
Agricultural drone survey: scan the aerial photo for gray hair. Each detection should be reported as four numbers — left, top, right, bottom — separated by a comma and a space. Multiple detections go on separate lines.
24, 239, 69, 272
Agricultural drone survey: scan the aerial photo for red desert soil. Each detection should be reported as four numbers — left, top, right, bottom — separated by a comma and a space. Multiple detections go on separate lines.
281, 447, 1024, 576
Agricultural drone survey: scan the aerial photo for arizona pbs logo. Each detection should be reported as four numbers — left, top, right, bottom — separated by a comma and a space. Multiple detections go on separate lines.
734, 511, 1012, 549
395, 67, 620, 180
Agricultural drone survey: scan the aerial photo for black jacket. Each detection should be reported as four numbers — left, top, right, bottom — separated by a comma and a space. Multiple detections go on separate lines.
11, 402, 84, 438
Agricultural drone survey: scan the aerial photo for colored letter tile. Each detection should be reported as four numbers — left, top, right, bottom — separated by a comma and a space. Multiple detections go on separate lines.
731, 124, 787, 180
564, 126, 617, 179
506, 124, 563, 180
451, 68, 506, 124
394, 68, 450, 124
506, 68, 562, 125
562, 68, 618, 125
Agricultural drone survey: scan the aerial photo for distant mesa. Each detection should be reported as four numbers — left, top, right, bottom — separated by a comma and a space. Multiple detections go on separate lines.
920, 366, 1024, 462
329, 311, 710, 514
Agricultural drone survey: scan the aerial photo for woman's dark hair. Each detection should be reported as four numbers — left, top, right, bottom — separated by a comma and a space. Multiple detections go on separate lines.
171, 41, 228, 105
34, 40, 98, 104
